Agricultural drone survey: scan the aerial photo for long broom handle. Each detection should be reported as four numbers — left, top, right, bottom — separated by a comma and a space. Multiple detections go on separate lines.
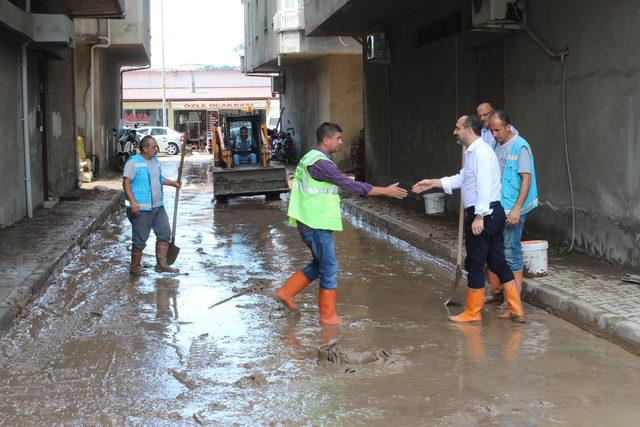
171, 137, 187, 243
455, 145, 465, 267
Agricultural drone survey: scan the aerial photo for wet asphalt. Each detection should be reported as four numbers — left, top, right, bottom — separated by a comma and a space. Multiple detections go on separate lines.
0, 156, 639, 426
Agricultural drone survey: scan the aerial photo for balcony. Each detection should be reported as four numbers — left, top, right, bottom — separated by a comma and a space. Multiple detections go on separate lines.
278, 32, 301, 54
273, 8, 304, 33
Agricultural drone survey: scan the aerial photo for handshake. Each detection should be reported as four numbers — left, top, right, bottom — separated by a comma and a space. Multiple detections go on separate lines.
371, 179, 442, 199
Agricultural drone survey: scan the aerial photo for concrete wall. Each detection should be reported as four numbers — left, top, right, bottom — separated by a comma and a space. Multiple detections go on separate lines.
0, 39, 26, 226
46, 53, 78, 195
74, 2, 151, 174
357, 0, 640, 267
27, 51, 44, 208
505, 0, 640, 266
75, 43, 124, 172
282, 54, 362, 169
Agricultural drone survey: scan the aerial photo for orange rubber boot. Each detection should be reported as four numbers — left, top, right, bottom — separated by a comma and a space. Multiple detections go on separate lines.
485, 271, 503, 304
275, 271, 311, 311
513, 271, 524, 296
498, 281, 525, 322
449, 288, 485, 323
319, 289, 342, 325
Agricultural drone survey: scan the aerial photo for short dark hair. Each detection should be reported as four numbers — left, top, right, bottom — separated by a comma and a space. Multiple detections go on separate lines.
462, 115, 483, 136
240, 126, 248, 132
491, 110, 511, 125
140, 135, 155, 149
316, 122, 342, 143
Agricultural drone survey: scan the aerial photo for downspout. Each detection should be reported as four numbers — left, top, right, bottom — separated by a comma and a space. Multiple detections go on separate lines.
20, 0, 32, 218
90, 19, 111, 172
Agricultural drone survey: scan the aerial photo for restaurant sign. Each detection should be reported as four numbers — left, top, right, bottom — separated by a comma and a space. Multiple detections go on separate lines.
172, 100, 267, 110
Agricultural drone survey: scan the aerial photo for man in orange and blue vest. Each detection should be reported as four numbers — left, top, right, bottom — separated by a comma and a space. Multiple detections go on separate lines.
275, 122, 407, 324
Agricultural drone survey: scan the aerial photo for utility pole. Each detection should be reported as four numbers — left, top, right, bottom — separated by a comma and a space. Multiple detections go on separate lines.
161, 0, 167, 127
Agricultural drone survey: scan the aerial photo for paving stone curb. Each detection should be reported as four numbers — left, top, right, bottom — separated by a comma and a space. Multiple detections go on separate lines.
0, 192, 122, 331
342, 198, 640, 355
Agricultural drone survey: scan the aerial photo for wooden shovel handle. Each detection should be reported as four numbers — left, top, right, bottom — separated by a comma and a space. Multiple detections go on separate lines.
171, 134, 188, 243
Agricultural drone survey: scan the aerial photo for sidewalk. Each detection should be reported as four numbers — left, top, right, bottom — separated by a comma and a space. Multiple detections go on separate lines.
341, 194, 640, 355
0, 186, 121, 330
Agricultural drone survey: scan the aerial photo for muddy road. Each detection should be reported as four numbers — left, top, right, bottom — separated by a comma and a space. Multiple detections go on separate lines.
0, 156, 639, 425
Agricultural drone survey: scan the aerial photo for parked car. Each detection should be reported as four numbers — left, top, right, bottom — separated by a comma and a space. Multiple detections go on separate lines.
135, 126, 185, 155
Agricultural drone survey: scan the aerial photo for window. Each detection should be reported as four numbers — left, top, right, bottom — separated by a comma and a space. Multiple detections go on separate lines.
151, 128, 167, 136
279, 0, 296, 10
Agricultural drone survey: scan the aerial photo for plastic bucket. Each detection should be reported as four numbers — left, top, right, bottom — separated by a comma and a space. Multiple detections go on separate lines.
521, 240, 548, 277
423, 193, 446, 215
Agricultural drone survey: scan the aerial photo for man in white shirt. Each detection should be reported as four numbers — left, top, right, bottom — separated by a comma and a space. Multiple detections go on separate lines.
477, 102, 518, 148
412, 115, 524, 323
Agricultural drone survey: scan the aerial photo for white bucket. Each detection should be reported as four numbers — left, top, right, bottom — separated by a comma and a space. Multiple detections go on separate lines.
521, 240, 548, 277
423, 193, 446, 215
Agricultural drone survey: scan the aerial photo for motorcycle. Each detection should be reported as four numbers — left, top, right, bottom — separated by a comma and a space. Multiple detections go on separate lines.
114, 128, 140, 171
270, 127, 297, 165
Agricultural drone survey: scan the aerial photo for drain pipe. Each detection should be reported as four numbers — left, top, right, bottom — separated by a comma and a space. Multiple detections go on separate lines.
90, 19, 111, 172
20, 0, 32, 218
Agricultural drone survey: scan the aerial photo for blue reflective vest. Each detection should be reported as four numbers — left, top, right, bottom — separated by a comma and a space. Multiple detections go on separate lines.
498, 136, 538, 215
126, 154, 164, 211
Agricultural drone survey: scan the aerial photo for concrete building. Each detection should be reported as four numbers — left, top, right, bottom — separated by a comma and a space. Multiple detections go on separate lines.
307, 0, 640, 268
74, 0, 150, 175
0, 0, 149, 228
122, 69, 278, 147
242, 0, 363, 169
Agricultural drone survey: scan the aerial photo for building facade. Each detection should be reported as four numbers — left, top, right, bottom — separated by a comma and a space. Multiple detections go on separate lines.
122, 69, 278, 146
0, 0, 149, 228
74, 0, 150, 175
306, 0, 640, 268
242, 0, 363, 169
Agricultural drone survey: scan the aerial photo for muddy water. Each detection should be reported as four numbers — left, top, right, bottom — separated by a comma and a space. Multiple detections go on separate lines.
0, 156, 639, 425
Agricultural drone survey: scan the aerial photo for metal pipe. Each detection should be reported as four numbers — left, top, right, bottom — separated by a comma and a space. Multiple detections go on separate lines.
90, 19, 111, 170
20, 0, 32, 218
160, 0, 167, 126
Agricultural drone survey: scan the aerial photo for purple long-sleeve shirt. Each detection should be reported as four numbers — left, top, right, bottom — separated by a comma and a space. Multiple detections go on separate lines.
297, 148, 373, 232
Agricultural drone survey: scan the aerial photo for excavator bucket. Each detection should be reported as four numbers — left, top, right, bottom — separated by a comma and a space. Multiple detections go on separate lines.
212, 165, 289, 202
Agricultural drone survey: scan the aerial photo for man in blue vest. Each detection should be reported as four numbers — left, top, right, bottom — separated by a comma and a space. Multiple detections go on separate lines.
123, 135, 182, 276
233, 126, 257, 166
477, 102, 518, 149
276, 122, 407, 324
487, 110, 538, 319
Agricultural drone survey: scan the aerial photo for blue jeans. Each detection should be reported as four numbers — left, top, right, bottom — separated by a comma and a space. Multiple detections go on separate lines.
503, 215, 526, 272
233, 152, 257, 166
126, 206, 171, 250
300, 229, 338, 290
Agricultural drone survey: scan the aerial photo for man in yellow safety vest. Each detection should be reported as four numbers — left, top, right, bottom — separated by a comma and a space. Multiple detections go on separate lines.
276, 122, 407, 324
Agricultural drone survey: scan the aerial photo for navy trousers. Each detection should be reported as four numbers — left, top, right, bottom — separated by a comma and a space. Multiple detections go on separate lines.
464, 201, 515, 289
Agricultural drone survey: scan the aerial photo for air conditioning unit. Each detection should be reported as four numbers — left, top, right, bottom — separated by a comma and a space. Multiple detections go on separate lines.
365, 32, 386, 61
271, 75, 284, 94
472, 0, 524, 30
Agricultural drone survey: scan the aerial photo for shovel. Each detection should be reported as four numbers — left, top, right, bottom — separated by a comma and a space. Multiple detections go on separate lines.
167, 139, 188, 265
444, 146, 466, 306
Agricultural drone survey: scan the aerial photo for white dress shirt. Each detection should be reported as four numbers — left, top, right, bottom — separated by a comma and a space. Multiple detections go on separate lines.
440, 138, 502, 216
